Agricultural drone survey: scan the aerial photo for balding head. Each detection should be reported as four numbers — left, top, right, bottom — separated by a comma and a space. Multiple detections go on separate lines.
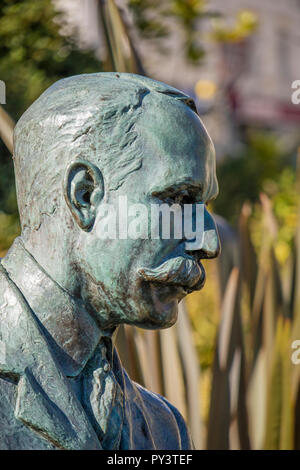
13, 73, 193, 232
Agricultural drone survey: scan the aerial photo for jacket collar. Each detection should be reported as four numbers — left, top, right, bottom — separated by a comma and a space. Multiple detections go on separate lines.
1, 237, 105, 377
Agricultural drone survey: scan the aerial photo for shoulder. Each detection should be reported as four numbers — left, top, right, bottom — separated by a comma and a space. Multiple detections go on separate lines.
159, 394, 194, 449
134, 382, 194, 450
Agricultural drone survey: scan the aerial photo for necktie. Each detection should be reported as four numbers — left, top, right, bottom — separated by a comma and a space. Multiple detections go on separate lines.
81, 340, 124, 450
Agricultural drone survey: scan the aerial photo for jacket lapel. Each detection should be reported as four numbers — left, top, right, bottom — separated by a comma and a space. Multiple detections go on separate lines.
0, 263, 102, 450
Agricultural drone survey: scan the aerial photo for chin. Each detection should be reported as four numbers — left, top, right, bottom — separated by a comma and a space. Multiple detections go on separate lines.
132, 304, 179, 330
128, 282, 184, 330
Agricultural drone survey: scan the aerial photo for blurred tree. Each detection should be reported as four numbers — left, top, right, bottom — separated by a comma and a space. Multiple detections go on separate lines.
0, 0, 101, 120
214, 130, 291, 224
128, 1, 257, 64
213, 129, 299, 263
128, 0, 221, 64
211, 9, 258, 43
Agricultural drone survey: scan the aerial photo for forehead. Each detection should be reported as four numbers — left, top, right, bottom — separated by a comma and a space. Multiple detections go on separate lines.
136, 94, 218, 201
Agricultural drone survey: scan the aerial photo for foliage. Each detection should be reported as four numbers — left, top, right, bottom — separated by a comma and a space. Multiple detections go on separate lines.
250, 167, 299, 265
214, 130, 297, 226
0, 0, 101, 120
128, 1, 257, 63
128, 0, 218, 63
211, 10, 258, 43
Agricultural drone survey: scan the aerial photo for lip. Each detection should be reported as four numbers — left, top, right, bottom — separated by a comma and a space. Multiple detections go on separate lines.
148, 283, 189, 304
185, 261, 206, 293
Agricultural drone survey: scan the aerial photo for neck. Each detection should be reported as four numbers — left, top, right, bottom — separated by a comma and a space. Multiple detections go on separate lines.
2, 237, 116, 377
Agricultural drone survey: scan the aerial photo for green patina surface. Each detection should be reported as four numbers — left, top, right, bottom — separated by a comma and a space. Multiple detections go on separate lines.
0, 73, 219, 449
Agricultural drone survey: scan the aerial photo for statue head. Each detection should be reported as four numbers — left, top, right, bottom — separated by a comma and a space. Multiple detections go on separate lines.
13, 73, 220, 330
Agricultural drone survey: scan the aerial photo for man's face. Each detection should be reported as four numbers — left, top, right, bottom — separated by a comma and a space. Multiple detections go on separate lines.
78, 95, 220, 329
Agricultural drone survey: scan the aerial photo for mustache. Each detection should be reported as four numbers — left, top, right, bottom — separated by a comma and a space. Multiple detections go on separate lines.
137, 256, 205, 291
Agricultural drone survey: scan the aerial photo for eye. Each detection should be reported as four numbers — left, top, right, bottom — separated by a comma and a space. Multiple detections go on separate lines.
166, 194, 195, 206
181, 195, 195, 205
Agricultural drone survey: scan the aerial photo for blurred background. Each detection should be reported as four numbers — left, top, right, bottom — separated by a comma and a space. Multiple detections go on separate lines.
1, 0, 300, 450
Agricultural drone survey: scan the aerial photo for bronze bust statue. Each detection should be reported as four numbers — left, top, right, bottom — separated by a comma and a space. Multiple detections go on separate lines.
0, 73, 220, 450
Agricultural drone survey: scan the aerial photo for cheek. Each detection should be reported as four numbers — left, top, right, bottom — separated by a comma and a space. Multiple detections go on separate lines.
81, 236, 146, 284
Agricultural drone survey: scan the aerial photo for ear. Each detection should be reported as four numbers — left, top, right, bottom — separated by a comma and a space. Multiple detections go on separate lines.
63, 159, 104, 231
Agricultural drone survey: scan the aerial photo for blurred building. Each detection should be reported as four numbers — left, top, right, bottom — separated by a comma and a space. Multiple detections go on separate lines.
54, 0, 300, 156
204, 0, 300, 156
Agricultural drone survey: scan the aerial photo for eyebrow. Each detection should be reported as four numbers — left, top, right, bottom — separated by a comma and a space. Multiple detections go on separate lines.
151, 180, 203, 201
151, 178, 218, 204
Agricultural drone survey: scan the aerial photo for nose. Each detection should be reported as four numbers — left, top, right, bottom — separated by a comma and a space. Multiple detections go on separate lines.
185, 206, 221, 259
